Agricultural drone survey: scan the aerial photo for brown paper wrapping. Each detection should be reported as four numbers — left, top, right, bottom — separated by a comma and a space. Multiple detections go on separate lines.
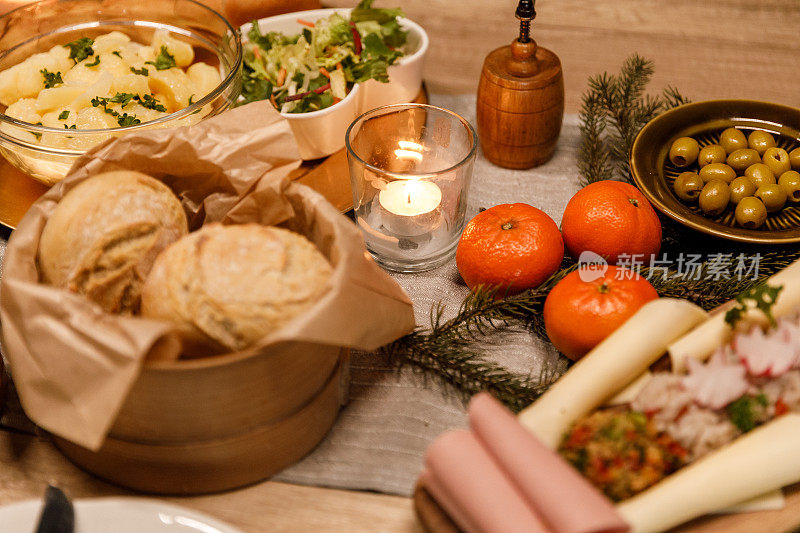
0, 102, 415, 450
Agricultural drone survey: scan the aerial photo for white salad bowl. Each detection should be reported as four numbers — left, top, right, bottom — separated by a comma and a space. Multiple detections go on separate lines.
241, 8, 428, 160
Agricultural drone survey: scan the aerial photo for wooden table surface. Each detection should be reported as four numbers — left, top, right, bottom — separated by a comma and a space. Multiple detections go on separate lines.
2, 0, 800, 531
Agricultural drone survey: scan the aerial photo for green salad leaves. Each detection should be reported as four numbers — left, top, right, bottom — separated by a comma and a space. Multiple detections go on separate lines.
241, 0, 408, 113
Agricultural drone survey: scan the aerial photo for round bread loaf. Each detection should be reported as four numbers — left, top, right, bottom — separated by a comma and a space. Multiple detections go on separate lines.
38, 171, 188, 314
140, 223, 333, 356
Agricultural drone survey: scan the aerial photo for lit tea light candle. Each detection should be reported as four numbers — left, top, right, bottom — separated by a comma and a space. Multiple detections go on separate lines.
378, 179, 442, 236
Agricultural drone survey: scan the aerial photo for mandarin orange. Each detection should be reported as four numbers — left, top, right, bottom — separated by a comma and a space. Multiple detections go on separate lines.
561, 181, 662, 264
456, 203, 564, 295
543, 265, 658, 361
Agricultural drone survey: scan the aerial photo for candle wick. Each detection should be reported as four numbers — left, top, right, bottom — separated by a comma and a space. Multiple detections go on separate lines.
407, 193, 411, 204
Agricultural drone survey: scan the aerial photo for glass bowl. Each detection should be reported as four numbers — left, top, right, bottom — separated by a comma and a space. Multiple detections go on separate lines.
0, 0, 242, 186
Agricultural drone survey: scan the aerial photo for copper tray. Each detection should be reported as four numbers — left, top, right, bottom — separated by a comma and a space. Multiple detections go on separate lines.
630, 99, 800, 244
0, 86, 428, 229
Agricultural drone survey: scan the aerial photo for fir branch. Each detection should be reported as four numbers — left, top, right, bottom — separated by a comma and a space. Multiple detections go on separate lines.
383, 331, 565, 412
577, 54, 690, 184
578, 91, 613, 186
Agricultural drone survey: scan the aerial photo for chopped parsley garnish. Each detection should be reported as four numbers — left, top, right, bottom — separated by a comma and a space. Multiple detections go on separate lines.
727, 394, 768, 433
85, 56, 101, 67
116, 113, 141, 127
41, 69, 63, 88
32, 122, 43, 140
130, 66, 149, 76
145, 46, 176, 70
64, 124, 76, 129
58, 110, 70, 120
188, 94, 195, 105
109, 92, 136, 107
724, 283, 783, 328
112, 50, 122, 58
63, 37, 95, 63
138, 93, 167, 111
91, 94, 145, 127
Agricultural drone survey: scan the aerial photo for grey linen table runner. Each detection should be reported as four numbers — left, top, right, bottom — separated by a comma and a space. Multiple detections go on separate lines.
0, 94, 584, 497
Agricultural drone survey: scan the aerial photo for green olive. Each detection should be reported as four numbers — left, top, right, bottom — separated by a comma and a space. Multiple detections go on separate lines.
789, 147, 800, 170
726, 148, 761, 171
698, 180, 731, 216
735, 197, 767, 229
778, 170, 800, 203
673, 172, 704, 202
669, 137, 700, 167
729, 176, 757, 205
720, 127, 748, 154
698, 144, 727, 167
698, 163, 736, 184
763, 147, 791, 177
747, 130, 776, 155
744, 163, 776, 188
755, 184, 788, 212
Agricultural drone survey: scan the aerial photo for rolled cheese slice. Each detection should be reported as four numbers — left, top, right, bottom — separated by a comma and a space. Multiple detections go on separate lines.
669, 258, 800, 372
519, 298, 708, 448
617, 413, 800, 533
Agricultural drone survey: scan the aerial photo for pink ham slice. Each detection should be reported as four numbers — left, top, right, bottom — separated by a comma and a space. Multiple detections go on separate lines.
424, 429, 551, 533
468, 393, 630, 533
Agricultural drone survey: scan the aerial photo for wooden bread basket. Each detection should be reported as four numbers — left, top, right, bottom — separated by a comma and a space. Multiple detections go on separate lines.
55, 346, 348, 495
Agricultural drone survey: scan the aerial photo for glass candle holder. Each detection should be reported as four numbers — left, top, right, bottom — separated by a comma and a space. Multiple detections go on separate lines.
346, 104, 478, 272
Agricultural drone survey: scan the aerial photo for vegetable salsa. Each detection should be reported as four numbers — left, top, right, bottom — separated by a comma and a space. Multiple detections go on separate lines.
241, 0, 407, 113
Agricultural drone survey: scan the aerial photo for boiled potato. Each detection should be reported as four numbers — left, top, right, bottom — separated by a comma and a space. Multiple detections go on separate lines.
92, 31, 131, 55
40, 110, 66, 128
1, 98, 43, 144
74, 105, 118, 129
72, 71, 114, 111
148, 68, 196, 110
0, 68, 19, 106
111, 73, 150, 97
62, 60, 102, 86
124, 101, 168, 123
34, 85, 87, 114
5, 98, 41, 123
6, 46, 73, 104
186, 62, 220, 98
152, 29, 194, 67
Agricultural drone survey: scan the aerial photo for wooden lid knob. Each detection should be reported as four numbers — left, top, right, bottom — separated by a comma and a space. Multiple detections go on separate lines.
508, 39, 538, 77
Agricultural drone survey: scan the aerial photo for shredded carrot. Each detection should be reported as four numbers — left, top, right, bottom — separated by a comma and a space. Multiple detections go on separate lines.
319, 67, 331, 79
333, 96, 342, 104
253, 47, 261, 60
336, 62, 343, 71
297, 19, 315, 28
277, 67, 287, 86
270, 93, 278, 107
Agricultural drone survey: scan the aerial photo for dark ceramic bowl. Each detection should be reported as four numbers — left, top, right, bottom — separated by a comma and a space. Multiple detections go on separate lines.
630, 99, 800, 244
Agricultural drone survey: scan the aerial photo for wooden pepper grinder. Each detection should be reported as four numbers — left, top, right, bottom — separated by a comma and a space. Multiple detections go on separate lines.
476, 0, 564, 169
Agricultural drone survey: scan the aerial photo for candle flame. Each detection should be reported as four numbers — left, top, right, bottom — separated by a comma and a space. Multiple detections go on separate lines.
398, 140, 423, 151
394, 149, 423, 162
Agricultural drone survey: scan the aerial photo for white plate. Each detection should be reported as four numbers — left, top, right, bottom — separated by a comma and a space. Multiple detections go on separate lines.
0, 497, 244, 533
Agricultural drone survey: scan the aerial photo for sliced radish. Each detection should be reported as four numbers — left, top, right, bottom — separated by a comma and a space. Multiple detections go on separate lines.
682, 351, 750, 410
734, 326, 798, 378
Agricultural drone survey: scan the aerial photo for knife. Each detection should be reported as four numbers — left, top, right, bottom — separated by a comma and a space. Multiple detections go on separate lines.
34, 486, 74, 533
